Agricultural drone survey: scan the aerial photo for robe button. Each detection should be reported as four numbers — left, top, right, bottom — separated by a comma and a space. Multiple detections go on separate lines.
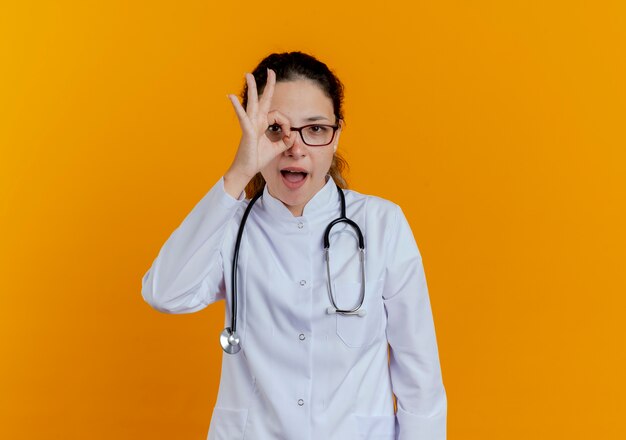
299, 334, 306, 340
297, 222, 304, 229
298, 399, 304, 406
299, 280, 306, 286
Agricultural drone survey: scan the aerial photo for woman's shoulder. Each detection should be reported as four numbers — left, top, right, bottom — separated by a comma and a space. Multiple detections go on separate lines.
343, 186, 402, 218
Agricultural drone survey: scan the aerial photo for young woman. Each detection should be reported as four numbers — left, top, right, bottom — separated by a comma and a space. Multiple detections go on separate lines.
142, 51, 447, 440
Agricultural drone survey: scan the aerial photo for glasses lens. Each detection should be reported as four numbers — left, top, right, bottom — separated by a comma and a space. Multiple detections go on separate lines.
302, 125, 334, 146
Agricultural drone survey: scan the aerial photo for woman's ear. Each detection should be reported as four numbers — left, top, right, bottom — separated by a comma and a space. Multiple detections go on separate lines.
333, 119, 343, 152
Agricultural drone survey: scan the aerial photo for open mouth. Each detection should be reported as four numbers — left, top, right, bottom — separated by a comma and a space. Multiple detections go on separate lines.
280, 168, 309, 188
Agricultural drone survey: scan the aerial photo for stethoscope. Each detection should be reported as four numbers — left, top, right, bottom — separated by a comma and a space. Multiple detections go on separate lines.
220, 180, 366, 354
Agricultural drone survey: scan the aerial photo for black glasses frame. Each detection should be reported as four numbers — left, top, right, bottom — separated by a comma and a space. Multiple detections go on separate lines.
267, 122, 340, 147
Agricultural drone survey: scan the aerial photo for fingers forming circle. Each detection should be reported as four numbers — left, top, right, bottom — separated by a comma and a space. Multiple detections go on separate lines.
266, 110, 291, 137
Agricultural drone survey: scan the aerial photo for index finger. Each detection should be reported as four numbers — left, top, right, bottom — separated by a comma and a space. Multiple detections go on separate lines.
267, 109, 291, 133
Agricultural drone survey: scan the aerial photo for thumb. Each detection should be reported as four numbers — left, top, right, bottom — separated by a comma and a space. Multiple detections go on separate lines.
281, 131, 297, 150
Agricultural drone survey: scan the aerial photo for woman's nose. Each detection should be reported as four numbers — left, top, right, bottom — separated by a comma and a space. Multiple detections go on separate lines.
284, 131, 306, 156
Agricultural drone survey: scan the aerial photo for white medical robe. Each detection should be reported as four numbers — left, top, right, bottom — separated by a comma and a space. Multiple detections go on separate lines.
141, 174, 447, 439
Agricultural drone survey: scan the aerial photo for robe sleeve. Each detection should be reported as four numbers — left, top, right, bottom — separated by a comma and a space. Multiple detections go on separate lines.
383, 204, 447, 439
141, 176, 246, 314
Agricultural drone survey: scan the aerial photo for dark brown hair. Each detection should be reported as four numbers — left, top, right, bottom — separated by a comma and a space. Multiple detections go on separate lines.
240, 51, 349, 198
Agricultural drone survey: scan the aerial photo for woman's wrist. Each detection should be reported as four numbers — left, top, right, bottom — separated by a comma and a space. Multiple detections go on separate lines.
224, 167, 253, 200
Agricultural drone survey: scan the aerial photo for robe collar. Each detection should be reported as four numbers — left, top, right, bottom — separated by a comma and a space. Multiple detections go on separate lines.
260, 174, 340, 223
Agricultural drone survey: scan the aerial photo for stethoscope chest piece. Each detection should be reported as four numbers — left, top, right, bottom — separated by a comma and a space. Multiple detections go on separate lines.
220, 327, 241, 354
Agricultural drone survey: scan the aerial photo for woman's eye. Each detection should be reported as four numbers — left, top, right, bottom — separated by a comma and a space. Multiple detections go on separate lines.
268, 124, 281, 133
308, 125, 327, 133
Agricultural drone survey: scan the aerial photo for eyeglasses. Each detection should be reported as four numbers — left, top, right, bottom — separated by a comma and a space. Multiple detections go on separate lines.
265, 122, 340, 147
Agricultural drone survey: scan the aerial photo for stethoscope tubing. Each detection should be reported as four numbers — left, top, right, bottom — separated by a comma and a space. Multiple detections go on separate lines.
230, 190, 263, 336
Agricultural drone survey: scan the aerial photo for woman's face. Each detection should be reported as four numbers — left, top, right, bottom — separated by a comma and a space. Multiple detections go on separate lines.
260, 78, 342, 217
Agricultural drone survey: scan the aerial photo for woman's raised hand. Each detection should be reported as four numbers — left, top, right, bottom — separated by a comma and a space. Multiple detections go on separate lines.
225, 69, 295, 187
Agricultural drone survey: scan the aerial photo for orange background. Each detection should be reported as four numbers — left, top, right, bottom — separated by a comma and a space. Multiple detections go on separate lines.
1, 1, 625, 438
